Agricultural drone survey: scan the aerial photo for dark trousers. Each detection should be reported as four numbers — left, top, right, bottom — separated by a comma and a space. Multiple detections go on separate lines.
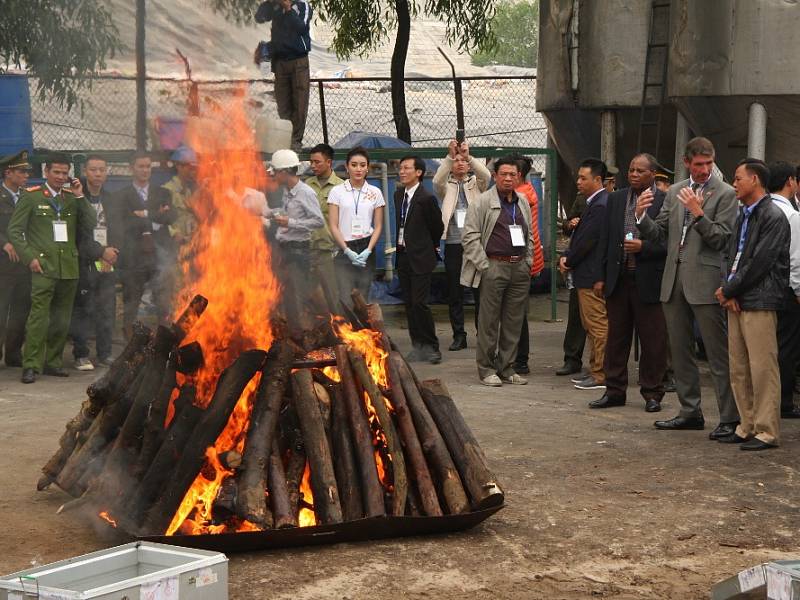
273, 55, 310, 149
70, 271, 116, 361
563, 287, 586, 367
278, 241, 314, 334
397, 252, 439, 352
604, 271, 667, 400
778, 301, 800, 411
443, 243, 466, 339
121, 268, 156, 332
516, 313, 530, 366
0, 270, 31, 364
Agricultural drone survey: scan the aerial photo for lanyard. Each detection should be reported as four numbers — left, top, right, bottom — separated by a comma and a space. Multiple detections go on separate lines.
48, 196, 63, 219
503, 199, 517, 224
351, 184, 363, 215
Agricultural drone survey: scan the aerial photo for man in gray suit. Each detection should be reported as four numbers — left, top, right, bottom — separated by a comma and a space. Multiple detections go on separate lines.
636, 137, 740, 438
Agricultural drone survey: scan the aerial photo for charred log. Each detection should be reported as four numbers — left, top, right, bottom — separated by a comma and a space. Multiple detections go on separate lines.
269, 440, 296, 528
330, 383, 364, 521
171, 294, 208, 342
176, 342, 204, 374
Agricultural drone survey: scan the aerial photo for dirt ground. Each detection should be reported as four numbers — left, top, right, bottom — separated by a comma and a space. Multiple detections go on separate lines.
1, 292, 799, 599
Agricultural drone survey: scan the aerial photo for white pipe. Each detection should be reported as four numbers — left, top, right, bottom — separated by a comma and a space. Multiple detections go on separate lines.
376, 162, 394, 280
674, 111, 690, 181
600, 110, 616, 170
747, 101, 767, 160
569, 0, 580, 92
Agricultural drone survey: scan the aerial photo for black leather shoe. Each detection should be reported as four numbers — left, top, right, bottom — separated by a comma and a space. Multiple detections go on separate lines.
428, 350, 442, 365
663, 378, 676, 393
654, 415, 705, 430
718, 433, 748, 444
43, 366, 70, 377
406, 349, 426, 363
555, 363, 582, 376
644, 398, 662, 413
708, 422, 738, 440
513, 362, 530, 375
448, 336, 467, 351
21, 368, 36, 384
781, 407, 800, 419
589, 394, 626, 409
740, 438, 777, 451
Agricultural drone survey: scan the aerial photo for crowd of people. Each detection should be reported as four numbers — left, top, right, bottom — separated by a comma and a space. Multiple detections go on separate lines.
2, 133, 799, 453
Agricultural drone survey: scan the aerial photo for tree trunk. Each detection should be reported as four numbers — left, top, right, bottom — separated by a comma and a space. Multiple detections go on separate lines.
420, 379, 505, 511
391, 0, 412, 143
290, 369, 343, 525
269, 439, 296, 529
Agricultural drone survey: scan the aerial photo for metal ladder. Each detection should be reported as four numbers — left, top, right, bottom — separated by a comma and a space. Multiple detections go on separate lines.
635, 0, 672, 154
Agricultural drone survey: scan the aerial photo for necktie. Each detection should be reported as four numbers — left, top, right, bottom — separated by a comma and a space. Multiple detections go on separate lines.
401, 192, 410, 226
678, 183, 700, 263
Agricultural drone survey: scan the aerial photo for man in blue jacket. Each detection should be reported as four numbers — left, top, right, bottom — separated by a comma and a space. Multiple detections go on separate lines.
256, 0, 312, 151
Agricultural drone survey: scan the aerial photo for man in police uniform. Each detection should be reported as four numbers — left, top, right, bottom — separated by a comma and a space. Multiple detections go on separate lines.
0, 151, 33, 367
8, 153, 101, 383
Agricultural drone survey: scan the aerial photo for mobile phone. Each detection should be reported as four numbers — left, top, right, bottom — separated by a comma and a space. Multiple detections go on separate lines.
455, 128, 465, 144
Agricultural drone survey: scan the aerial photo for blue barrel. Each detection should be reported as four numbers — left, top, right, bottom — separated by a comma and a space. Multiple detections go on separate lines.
0, 74, 34, 156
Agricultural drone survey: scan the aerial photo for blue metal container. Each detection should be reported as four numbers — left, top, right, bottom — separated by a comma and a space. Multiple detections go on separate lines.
0, 74, 34, 156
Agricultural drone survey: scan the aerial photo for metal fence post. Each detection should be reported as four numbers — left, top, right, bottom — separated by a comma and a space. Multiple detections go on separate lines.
135, 0, 147, 150
548, 148, 558, 322
318, 80, 329, 145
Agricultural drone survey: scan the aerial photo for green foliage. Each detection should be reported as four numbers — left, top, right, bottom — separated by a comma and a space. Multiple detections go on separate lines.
472, 0, 538, 68
0, 0, 122, 111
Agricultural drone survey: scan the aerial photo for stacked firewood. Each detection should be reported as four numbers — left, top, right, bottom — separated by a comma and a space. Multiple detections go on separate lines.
37, 292, 504, 536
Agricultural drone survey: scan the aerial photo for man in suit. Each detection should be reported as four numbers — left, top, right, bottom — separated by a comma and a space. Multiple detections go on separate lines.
559, 158, 609, 391
590, 154, 668, 411
396, 156, 444, 364
461, 156, 533, 386
68, 155, 121, 370
766, 161, 800, 418
715, 159, 789, 450
636, 137, 739, 437
116, 151, 172, 337
0, 150, 32, 368
556, 194, 588, 377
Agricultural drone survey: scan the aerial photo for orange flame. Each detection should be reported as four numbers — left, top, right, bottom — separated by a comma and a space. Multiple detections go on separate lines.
99, 511, 117, 528
164, 90, 280, 536
298, 462, 316, 527
331, 317, 388, 387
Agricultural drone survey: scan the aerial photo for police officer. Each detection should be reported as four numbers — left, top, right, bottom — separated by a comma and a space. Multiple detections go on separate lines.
8, 153, 108, 383
0, 151, 33, 367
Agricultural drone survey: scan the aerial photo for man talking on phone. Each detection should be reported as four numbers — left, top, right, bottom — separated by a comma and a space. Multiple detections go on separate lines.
8, 154, 100, 383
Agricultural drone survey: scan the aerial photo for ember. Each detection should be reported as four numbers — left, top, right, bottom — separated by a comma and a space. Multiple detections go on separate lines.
36, 93, 504, 548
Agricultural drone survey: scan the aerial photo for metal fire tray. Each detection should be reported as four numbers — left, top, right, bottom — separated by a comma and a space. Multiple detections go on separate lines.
137, 504, 504, 553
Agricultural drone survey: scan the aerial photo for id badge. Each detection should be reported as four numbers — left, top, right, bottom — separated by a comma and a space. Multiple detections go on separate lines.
730, 250, 742, 274
53, 220, 68, 243
679, 224, 689, 247
398, 227, 405, 246
456, 209, 467, 228
509, 224, 525, 247
351, 215, 369, 238
93, 226, 108, 246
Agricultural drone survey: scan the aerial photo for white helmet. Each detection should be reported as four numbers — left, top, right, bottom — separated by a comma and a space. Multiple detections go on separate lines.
270, 149, 301, 171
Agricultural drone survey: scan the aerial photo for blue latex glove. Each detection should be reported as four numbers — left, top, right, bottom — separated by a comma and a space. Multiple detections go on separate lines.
344, 247, 362, 266
355, 248, 372, 267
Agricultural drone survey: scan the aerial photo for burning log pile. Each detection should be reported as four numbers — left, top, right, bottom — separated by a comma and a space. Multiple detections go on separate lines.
37, 290, 504, 539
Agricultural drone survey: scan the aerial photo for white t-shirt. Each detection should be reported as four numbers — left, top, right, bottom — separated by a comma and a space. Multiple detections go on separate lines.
327, 179, 385, 241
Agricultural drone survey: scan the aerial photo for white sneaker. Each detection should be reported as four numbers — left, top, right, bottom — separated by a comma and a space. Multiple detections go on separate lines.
75, 357, 95, 371
501, 373, 528, 385
481, 374, 503, 387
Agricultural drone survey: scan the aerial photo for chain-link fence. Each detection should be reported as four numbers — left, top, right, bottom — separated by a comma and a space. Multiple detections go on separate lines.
29, 74, 547, 153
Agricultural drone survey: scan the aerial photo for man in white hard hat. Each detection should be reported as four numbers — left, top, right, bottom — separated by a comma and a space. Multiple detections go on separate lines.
263, 149, 324, 327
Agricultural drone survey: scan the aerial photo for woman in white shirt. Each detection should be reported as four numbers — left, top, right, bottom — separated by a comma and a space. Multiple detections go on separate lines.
328, 147, 385, 304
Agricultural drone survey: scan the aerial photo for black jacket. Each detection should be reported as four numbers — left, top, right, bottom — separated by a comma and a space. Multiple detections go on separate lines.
255, 1, 312, 61
563, 189, 608, 289
722, 196, 790, 311
603, 187, 667, 304
115, 183, 172, 273
394, 184, 444, 275
75, 182, 124, 278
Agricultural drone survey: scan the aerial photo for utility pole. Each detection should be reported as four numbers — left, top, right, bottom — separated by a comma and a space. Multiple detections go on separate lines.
135, 0, 147, 150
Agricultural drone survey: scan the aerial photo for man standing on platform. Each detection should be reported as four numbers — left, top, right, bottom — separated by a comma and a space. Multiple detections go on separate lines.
715, 159, 788, 450
559, 158, 609, 392
306, 143, 343, 304
636, 137, 739, 437
395, 156, 444, 364
433, 140, 491, 351
69, 155, 121, 370
0, 151, 32, 368
8, 154, 99, 383
461, 157, 532, 387
590, 154, 667, 412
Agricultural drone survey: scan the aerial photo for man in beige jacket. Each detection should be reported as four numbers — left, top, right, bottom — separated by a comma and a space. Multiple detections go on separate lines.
461, 157, 533, 386
433, 140, 491, 351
